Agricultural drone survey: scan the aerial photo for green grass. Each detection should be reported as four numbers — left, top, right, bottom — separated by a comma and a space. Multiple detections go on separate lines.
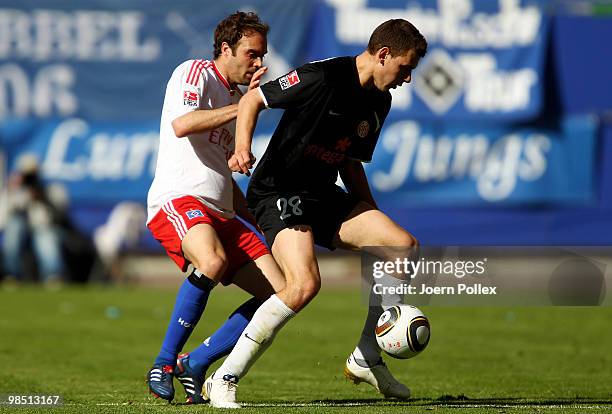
1, 285, 611, 413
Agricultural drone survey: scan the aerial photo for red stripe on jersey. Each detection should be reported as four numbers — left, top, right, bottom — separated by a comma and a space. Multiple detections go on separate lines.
189, 60, 213, 86
212, 61, 231, 91
187, 60, 206, 86
186, 60, 202, 86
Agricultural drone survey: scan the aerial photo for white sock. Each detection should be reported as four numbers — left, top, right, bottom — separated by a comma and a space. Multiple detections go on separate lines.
353, 306, 383, 364
354, 273, 406, 365
215, 294, 295, 379
377, 272, 407, 308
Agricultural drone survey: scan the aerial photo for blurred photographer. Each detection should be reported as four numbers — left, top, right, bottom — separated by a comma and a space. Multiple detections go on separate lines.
1, 154, 67, 286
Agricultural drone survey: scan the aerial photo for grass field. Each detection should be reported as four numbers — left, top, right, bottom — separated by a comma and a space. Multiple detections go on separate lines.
1, 284, 611, 413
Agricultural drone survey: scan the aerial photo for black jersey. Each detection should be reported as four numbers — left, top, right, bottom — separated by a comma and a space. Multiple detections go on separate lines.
248, 56, 392, 200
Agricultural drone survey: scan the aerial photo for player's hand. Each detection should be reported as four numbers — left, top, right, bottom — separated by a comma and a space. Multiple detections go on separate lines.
248, 66, 268, 90
228, 149, 256, 176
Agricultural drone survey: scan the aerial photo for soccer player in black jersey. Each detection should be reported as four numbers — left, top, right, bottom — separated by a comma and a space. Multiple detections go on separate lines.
204, 19, 427, 406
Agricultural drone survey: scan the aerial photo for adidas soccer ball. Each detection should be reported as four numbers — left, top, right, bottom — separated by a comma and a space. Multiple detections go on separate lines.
375, 305, 430, 359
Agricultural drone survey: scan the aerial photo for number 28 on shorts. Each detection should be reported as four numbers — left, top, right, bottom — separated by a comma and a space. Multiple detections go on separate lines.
276, 196, 303, 220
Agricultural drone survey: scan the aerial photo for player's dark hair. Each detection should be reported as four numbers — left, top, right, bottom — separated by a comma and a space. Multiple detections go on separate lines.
213, 11, 269, 58
367, 19, 427, 58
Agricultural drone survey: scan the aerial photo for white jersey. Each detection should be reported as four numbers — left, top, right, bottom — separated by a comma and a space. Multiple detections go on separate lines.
147, 59, 241, 223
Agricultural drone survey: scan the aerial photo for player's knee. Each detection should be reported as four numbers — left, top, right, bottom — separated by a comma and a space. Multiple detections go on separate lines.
396, 232, 418, 248
378, 232, 419, 262
295, 278, 320, 307
191, 252, 227, 280
283, 277, 320, 310
303, 278, 321, 297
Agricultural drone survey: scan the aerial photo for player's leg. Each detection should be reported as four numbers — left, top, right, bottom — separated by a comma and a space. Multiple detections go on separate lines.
148, 222, 226, 401
334, 201, 418, 399
154, 222, 227, 365
217, 239, 310, 378
146, 197, 230, 401
194, 255, 286, 371
175, 218, 286, 404
232, 253, 286, 297
176, 255, 284, 403
206, 227, 320, 408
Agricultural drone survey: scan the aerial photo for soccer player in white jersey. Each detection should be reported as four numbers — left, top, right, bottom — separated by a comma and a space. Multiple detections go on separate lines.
204, 19, 427, 408
145, 12, 290, 404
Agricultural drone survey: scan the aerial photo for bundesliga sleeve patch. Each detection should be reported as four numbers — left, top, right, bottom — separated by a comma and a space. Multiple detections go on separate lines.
278, 70, 300, 90
183, 90, 199, 107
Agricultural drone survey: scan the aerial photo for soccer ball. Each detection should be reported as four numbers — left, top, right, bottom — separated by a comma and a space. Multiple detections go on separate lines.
375, 305, 430, 359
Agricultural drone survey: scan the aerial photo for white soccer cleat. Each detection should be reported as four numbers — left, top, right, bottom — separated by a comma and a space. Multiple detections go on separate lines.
203, 373, 241, 409
344, 353, 411, 399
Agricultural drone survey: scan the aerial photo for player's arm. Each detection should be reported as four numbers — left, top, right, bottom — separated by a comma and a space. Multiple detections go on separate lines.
228, 88, 266, 175
229, 64, 326, 174
232, 179, 258, 228
339, 158, 378, 209
172, 65, 268, 138
172, 105, 238, 138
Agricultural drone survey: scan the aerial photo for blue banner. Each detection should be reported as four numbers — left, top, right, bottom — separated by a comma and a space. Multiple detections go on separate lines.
0, 0, 313, 203
0, 1, 313, 123
365, 115, 597, 205
2, 118, 158, 204
0, 1, 609, 245
308, 0, 550, 122
5, 115, 596, 207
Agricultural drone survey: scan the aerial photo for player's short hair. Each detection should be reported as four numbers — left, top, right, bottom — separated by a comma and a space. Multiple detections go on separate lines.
367, 19, 427, 58
213, 11, 269, 58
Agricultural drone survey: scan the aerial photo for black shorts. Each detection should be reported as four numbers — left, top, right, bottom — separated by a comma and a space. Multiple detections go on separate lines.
248, 188, 360, 249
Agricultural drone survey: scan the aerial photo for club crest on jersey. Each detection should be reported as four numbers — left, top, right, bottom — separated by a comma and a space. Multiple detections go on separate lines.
357, 120, 370, 138
279, 70, 300, 90
186, 209, 204, 220
183, 91, 199, 107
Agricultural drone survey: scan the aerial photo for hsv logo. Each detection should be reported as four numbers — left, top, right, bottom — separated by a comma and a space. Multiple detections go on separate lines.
186, 209, 204, 220
414, 49, 463, 114
279, 70, 300, 90
178, 317, 193, 328
183, 90, 199, 107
